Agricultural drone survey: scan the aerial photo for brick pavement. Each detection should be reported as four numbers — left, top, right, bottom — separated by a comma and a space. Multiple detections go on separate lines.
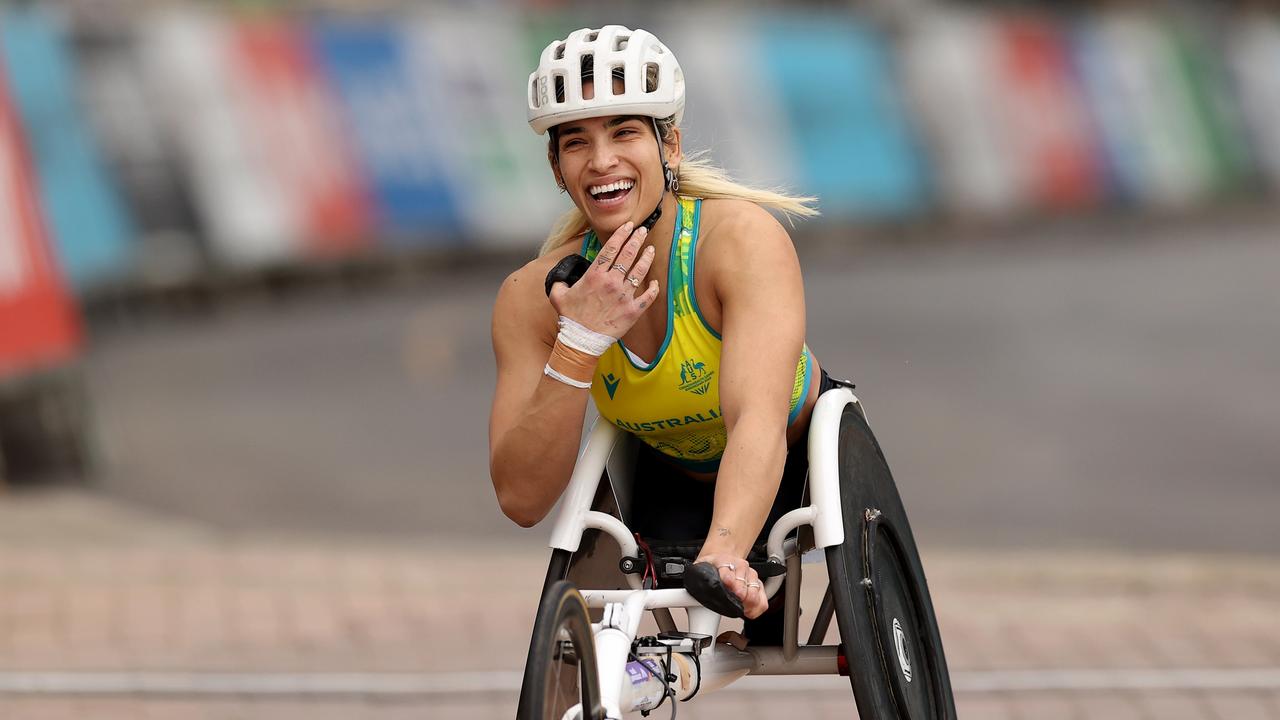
1, 489, 1278, 718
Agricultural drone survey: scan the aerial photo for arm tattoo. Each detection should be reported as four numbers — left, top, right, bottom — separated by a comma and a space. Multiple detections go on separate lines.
717, 528, 731, 538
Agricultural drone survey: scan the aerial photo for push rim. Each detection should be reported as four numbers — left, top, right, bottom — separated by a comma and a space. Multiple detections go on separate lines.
863, 509, 944, 718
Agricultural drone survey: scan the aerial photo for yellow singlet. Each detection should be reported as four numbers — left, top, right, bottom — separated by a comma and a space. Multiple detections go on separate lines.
584, 196, 813, 473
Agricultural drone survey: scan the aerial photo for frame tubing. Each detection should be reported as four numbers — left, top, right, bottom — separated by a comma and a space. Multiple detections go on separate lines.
807, 585, 836, 646
782, 551, 802, 661
764, 509, 813, 597
807, 388, 861, 549
548, 422, 624, 553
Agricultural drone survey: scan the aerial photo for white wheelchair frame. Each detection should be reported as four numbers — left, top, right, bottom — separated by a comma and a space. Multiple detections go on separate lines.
545, 386, 865, 719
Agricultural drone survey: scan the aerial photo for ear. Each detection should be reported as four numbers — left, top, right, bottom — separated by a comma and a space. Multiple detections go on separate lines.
547, 149, 565, 188
662, 126, 683, 174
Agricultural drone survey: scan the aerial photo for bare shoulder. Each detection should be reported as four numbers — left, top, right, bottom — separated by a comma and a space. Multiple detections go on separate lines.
493, 252, 563, 347
696, 198, 798, 270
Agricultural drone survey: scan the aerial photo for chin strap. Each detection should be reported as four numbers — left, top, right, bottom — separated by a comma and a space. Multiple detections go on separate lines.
640, 117, 678, 231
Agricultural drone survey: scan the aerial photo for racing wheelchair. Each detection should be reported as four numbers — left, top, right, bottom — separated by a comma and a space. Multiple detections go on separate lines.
517, 385, 956, 719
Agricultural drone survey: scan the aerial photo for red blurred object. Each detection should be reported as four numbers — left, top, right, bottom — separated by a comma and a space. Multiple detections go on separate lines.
0, 58, 82, 379
230, 15, 373, 256
998, 16, 1104, 210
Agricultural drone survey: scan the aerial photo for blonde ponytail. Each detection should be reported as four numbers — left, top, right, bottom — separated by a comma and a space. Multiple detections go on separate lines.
537, 120, 818, 257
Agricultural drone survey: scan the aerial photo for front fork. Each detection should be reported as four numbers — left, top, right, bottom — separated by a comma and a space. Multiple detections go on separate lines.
592, 595, 755, 718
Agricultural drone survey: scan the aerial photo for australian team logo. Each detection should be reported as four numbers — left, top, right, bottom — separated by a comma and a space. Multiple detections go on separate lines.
678, 358, 715, 395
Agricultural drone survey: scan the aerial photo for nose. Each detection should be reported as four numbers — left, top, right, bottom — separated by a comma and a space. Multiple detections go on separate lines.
586, 141, 619, 174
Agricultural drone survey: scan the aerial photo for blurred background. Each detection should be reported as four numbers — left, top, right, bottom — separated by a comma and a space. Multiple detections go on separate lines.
2, 0, 1279, 718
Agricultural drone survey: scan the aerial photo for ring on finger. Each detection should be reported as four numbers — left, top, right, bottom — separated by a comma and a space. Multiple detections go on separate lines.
747, 581, 762, 589
716, 563, 735, 571
626, 275, 641, 287
735, 576, 747, 584
610, 263, 628, 274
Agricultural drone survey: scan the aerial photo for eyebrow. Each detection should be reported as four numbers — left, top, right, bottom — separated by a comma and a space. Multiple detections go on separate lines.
557, 115, 647, 139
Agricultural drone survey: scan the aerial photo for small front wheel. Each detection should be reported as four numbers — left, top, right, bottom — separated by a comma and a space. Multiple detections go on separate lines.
518, 580, 604, 720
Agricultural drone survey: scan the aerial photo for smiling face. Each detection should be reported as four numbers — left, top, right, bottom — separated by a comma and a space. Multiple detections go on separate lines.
550, 106, 681, 238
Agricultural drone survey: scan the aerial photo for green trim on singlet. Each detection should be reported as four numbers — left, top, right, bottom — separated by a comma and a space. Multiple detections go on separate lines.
684, 200, 722, 342
582, 196, 814, 473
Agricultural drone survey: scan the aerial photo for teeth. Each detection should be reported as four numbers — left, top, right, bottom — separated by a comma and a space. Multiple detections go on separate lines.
589, 179, 635, 196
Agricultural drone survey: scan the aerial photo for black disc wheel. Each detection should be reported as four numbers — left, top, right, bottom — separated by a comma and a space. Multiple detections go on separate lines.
824, 405, 956, 719
517, 579, 604, 720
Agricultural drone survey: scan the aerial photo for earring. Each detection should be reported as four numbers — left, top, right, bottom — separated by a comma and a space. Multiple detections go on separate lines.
665, 167, 679, 193
557, 181, 566, 193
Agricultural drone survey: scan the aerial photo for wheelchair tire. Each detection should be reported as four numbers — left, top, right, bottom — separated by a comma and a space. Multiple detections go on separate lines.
517, 579, 604, 720
824, 406, 956, 719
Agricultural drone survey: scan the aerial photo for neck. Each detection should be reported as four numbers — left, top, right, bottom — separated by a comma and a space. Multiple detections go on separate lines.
645, 192, 681, 251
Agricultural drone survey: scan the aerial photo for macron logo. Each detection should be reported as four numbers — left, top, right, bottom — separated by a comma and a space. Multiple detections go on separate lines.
603, 373, 621, 400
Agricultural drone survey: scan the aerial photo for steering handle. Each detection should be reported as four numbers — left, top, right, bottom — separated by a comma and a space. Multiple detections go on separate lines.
682, 562, 745, 618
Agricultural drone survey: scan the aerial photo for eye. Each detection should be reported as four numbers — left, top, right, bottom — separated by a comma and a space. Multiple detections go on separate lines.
616, 127, 640, 138
561, 138, 586, 150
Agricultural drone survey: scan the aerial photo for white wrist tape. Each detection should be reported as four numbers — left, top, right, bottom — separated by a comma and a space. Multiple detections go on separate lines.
544, 364, 592, 389
557, 316, 615, 357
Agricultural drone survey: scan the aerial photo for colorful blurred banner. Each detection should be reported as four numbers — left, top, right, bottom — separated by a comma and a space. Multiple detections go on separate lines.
1087, 13, 1215, 209
310, 19, 461, 245
995, 16, 1103, 211
1167, 22, 1252, 195
231, 15, 374, 257
139, 7, 301, 266
662, 11, 798, 196
901, 10, 1027, 216
408, 11, 560, 246
1, 5, 134, 291
0, 58, 82, 377
74, 17, 207, 287
1227, 14, 1280, 190
2, 4, 1279, 294
756, 14, 928, 219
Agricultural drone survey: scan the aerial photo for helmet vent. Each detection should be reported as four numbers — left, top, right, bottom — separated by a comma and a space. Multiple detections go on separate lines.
530, 77, 540, 108
554, 42, 565, 60
553, 73, 566, 103
645, 63, 659, 93
609, 64, 625, 95
586, 31, 598, 42
614, 36, 629, 52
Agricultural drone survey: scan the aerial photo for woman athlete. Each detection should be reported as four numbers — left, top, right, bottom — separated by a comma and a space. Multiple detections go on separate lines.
490, 25, 840, 637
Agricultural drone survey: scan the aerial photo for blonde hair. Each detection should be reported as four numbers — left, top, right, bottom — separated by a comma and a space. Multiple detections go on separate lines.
538, 118, 818, 257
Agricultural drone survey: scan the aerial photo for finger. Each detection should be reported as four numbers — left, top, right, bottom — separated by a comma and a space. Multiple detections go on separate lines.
592, 221, 634, 269
613, 225, 649, 271
548, 281, 570, 309
634, 280, 660, 311
742, 568, 767, 617
626, 246, 657, 291
719, 567, 751, 604
744, 590, 769, 619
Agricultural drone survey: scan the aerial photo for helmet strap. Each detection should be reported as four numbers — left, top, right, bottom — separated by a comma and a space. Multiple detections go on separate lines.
640, 117, 675, 231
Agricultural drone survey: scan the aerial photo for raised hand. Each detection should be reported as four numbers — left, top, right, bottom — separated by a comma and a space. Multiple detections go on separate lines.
549, 221, 660, 337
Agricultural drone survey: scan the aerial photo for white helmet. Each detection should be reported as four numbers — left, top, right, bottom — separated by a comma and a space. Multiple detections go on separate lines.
527, 25, 685, 135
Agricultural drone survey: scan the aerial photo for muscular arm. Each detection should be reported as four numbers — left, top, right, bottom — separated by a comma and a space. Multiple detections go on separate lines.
488, 268, 595, 527
489, 224, 660, 528
699, 206, 807, 560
